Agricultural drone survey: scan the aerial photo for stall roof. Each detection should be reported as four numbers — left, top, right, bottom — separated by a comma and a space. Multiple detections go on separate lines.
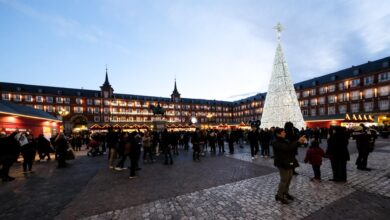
0, 100, 61, 122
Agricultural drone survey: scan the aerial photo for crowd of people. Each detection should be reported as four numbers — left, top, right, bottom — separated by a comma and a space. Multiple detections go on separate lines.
0, 123, 383, 206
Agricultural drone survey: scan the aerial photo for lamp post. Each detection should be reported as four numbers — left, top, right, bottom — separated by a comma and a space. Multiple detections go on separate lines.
58, 109, 69, 133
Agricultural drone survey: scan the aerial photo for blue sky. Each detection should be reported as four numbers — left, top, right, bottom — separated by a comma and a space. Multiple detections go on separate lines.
1, 0, 390, 101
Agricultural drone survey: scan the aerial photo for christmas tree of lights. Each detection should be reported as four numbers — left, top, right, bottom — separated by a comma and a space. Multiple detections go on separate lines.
260, 23, 305, 129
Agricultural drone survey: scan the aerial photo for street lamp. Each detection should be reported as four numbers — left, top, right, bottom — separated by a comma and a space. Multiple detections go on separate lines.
58, 108, 69, 133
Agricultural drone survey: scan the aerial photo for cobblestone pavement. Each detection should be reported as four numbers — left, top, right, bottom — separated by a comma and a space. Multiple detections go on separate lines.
83, 141, 390, 220
1, 139, 389, 220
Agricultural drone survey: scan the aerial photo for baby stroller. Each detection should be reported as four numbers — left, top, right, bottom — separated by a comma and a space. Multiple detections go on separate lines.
87, 140, 103, 157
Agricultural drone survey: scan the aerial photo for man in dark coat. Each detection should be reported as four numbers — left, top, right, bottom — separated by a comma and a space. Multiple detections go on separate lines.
0, 132, 21, 182
248, 127, 259, 159
326, 126, 350, 182
191, 128, 201, 161
161, 129, 173, 165
273, 128, 306, 204
353, 125, 373, 171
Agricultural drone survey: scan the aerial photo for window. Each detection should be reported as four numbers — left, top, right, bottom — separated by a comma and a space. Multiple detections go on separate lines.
328, 106, 335, 115
94, 99, 101, 105
310, 88, 316, 96
328, 85, 335, 92
338, 93, 348, 102
35, 105, 43, 110
94, 116, 100, 122
351, 91, 360, 100
378, 72, 390, 82
303, 100, 309, 106
65, 106, 70, 112
64, 98, 70, 104
74, 106, 83, 113
36, 96, 43, 103
25, 95, 33, 102
379, 100, 389, 110
319, 107, 325, 115
310, 108, 316, 116
338, 82, 344, 91
104, 116, 109, 122
14, 94, 22, 102
351, 79, 360, 87
302, 109, 308, 116
364, 76, 374, 85
87, 99, 93, 105
104, 108, 109, 114
364, 89, 374, 99
319, 87, 327, 94
56, 97, 63, 103
351, 103, 359, 113
379, 86, 389, 96
1, 93, 10, 100
310, 98, 317, 106
46, 96, 53, 103
296, 92, 300, 99
46, 105, 53, 112
104, 100, 110, 106
75, 98, 83, 105
94, 107, 100, 114
339, 105, 347, 114
364, 102, 373, 112
319, 97, 325, 105
303, 90, 310, 97
87, 107, 94, 114
328, 95, 335, 104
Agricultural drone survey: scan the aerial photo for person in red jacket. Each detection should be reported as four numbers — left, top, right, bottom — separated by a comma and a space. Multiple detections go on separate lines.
304, 141, 325, 182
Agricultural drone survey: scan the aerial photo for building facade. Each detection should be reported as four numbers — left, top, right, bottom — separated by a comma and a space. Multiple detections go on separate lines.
1, 56, 389, 132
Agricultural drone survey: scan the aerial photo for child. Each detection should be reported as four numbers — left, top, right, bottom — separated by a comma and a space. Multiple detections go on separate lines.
304, 141, 325, 182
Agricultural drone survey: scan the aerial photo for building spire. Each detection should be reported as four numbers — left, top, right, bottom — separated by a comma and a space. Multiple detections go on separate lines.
171, 78, 181, 101
103, 65, 111, 87
172, 78, 180, 95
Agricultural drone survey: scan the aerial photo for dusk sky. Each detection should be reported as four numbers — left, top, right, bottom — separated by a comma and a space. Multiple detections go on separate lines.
1, 0, 390, 101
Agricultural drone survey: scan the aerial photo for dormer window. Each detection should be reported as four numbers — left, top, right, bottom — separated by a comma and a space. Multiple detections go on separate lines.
353, 69, 360, 76
57, 90, 62, 95
77, 91, 81, 96
383, 61, 389, 68
331, 75, 337, 81
38, 89, 43, 93
94, 93, 99, 97
16, 87, 21, 91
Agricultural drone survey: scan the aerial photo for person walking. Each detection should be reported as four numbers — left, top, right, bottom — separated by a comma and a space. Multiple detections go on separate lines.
353, 124, 373, 171
192, 128, 201, 161
0, 132, 21, 182
304, 141, 325, 182
273, 127, 306, 204
248, 127, 259, 159
326, 126, 350, 182
21, 134, 37, 173
54, 133, 68, 169
161, 129, 173, 165
259, 128, 272, 158
106, 127, 119, 169
142, 131, 154, 163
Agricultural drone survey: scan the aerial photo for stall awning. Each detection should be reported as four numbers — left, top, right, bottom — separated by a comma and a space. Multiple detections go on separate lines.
0, 100, 61, 122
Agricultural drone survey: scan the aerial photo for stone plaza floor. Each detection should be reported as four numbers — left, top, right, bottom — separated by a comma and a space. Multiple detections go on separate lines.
1, 138, 390, 220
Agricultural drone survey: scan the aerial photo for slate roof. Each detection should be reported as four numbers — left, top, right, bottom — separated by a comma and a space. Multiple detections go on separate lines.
1, 56, 389, 105
0, 100, 61, 121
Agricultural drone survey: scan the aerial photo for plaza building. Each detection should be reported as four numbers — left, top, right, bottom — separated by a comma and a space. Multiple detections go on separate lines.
0, 56, 389, 132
